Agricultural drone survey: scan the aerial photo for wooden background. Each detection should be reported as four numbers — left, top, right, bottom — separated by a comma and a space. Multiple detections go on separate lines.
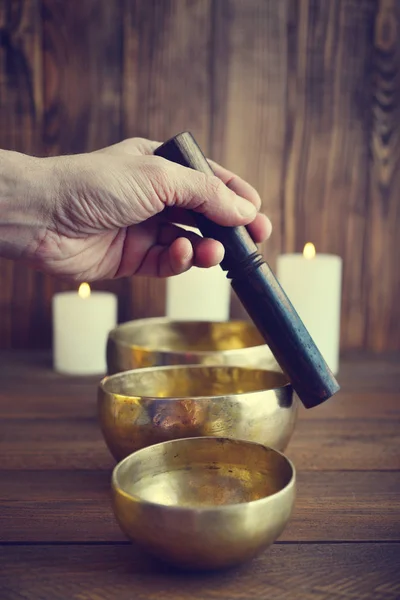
0, 0, 399, 352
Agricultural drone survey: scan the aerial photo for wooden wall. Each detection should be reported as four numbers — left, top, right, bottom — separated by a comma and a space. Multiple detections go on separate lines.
0, 0, 399, 352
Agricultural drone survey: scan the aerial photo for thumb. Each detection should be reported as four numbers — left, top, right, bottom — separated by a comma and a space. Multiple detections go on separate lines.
145, 156, 257, 226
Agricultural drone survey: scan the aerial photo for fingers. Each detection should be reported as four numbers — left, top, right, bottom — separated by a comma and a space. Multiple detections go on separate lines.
137, 236, 225, 278
156, 224, 225, 275
143, 155, 273, 239
157, 221, 224, 267
208, 159, 273, 238
165, 237, 224, 276
101, 139, 273, 245
146, 157, 258, 227
163, 207, 272, 244
246, 213, 273, 243
207, 160, 262, 210
167, 237, 194, 275
192, 237, 225, 268
116, 219, 226, 279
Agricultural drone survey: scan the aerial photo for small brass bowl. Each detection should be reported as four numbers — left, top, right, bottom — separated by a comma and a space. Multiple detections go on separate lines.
112, 436, 296, 570
106, 318, 279, 375
98, 365, 296, 461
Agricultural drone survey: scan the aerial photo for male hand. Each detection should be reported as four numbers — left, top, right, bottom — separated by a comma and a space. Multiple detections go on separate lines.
0, 138, 272, 281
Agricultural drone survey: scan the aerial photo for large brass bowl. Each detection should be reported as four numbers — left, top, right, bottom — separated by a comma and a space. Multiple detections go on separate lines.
106, 318, 279, 374
98, 365, 297, 461
112, 436, 296, 570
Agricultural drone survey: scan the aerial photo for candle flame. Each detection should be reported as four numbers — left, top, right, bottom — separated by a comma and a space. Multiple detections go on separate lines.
303, 242, 316, 260
78, 282, 91, 299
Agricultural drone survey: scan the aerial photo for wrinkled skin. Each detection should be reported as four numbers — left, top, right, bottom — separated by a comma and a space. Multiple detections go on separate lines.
0, 138, 272, 282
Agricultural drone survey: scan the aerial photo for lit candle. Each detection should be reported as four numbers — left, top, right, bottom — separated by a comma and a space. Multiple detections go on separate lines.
52, 283, 117, 375
276, 244, 342, 374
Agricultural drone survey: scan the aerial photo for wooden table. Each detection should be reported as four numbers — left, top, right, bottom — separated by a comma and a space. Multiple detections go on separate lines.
0, 352, 399, 599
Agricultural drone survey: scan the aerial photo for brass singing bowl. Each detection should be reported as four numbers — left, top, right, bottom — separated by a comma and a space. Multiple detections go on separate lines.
98, 365, 296, 461
112, 436, 295, 570
106, 318, 280, 375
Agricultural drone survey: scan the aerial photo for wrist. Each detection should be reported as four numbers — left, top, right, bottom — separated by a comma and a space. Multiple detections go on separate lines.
0, 150, 55, 260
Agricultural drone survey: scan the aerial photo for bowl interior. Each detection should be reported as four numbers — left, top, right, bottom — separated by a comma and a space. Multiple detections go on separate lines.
101, 365, 289, 399
109, 319, 265, 353
113, 437, 294, 509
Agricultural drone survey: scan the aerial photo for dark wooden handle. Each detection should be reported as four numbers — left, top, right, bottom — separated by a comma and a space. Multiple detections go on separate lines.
155, 132, 340, 408
154, 132, 260, 273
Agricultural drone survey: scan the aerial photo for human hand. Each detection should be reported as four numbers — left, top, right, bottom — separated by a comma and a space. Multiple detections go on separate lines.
1, 138, 272, 281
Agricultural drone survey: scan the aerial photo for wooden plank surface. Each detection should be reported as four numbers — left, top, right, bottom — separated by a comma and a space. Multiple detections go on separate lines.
122, 0, 213, 321
0, 0, 43, 349
39, 0, 127, 344
0, 353, 399, 599
1, 350, 399, 409
211, 0, 288, 320
1, 387, 399, 421
1, 470, 399, 543
0, 0, 400, 353
366, 0, 400, 352
0, 0, 128, 350
42, 0, 123, 155
0, 544, 399, 600
282, 0, 376, 352
0, 352, 399, 472
211, 0, 288, 263
1, 416, 399, 471
1, 349, 398, 386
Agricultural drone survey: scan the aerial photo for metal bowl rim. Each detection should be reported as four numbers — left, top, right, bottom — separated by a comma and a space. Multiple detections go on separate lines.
99, 364, 292, 401
108, 317, 268, 356
111, 436, 296, 513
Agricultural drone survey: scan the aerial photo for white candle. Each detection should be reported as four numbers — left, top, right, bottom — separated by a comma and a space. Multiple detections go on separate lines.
276, 243, 342, 374
166, 266, 231, 321
165, 224, 231, 322
52, 283, 117, 375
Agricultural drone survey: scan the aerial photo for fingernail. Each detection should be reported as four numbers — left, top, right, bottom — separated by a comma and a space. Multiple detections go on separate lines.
266, 217, 273, 238
180, 238, 194, 262
214, 242, 225, 264
236, 198, 257, 219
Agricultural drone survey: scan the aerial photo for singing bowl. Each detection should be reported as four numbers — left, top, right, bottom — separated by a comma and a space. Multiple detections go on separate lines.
98, 365, 297, 461
106, 318, 280, 375
112, 437, 296, 570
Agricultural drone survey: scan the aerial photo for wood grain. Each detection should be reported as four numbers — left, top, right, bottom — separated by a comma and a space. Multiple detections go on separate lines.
0, 0, 43, 349
0, 350, 399, 421
0, 415, 399, 471
0, 544, 399, 600
0, 0, 42, 152
366, 0, 400, 351
211, 0, 288, 259
0, 0, 130, 350
123, 0, 212, 147
0, 352, 399, 471
37, 0, 127, 346
211, 0, 289, 320
122, 0, 213, 321
1, 387, 399, 421
0, 353, 399, 598
283, 0, 376, 351
1, 350, 398, 391
0, 0, 399, 354
1, 470, 399, 543
42, 0, 123, 155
